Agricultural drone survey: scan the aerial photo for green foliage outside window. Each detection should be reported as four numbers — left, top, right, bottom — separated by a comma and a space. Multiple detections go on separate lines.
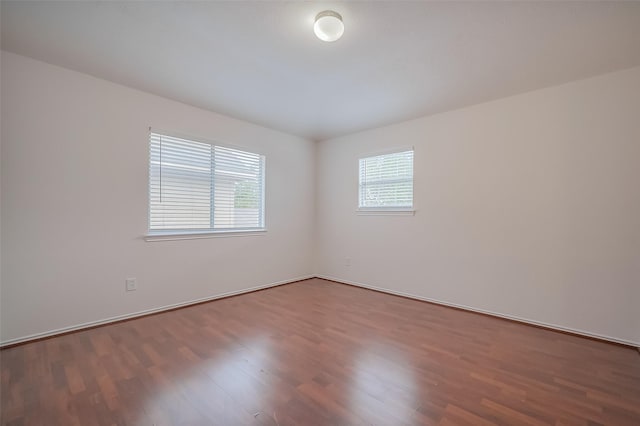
234, 180, 259, 208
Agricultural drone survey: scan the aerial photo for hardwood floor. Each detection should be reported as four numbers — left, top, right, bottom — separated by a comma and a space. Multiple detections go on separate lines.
2, 278, 639, 425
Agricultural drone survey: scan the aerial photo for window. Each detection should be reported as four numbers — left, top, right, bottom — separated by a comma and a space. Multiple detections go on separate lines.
148, 132, 265, 235
358, 149, 414, 210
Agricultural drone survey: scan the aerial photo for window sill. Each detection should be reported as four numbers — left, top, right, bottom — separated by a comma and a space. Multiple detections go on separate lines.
356, 209, 415, 216
145, 229, 267, 242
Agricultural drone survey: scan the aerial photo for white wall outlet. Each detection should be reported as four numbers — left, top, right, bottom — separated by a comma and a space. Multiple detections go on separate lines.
125, 278, 137, 291
345, 258, 351, 267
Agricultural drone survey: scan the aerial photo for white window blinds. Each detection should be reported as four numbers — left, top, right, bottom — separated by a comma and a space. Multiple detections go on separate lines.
359, 149, 414, 209
149, 132, 265, 233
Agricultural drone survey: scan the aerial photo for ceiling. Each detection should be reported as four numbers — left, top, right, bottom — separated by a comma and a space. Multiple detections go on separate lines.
2, 1, 640, 141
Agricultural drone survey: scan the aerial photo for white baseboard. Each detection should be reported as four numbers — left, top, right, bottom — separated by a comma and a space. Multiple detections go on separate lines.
4, 274, 637, 349
315, 275, 640, 348
0, 275, 314, 348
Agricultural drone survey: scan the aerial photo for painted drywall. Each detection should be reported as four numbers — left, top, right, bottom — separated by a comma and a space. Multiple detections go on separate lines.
316, 67, 640, 345
0, 51, 315, 344
2, 51, 638, 347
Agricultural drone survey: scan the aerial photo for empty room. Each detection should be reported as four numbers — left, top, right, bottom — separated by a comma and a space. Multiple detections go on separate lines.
1, 1, 639, 425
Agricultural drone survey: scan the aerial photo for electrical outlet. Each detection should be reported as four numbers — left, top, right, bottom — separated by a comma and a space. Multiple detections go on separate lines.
125, 278, 137, 291
345, 258, 351, 267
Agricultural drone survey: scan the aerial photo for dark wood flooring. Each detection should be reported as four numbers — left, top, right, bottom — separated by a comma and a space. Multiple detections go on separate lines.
2, 278, 639, 425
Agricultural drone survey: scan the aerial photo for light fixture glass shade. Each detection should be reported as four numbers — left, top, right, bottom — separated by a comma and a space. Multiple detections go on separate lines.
314, 10, 344, 42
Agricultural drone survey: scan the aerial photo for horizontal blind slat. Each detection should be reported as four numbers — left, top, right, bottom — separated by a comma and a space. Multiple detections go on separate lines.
149, 132, 265, 231
359, 150, 413, 209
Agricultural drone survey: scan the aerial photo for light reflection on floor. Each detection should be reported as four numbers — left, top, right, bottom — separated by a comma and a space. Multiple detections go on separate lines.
349, 342, 422, 425
141, 334, 426, 423
141, 334, 277, 425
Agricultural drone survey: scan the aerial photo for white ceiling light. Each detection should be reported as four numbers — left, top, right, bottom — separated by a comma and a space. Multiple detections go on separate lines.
314, 10, 344, 42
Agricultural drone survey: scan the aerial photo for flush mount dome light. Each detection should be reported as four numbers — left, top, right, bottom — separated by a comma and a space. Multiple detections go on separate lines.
314, 10, 344, 42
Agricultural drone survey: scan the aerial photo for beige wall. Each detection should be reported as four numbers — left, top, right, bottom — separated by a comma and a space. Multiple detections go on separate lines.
2, 51, 638, 346
0, 52, 315, 344
316, 67, 640, 345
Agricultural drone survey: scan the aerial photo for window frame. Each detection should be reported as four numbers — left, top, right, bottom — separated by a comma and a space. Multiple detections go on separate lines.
145, 129, 266, 241
357, 147, 415, 215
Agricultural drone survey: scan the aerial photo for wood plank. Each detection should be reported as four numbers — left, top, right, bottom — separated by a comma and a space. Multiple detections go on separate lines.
1, 278, 639, 425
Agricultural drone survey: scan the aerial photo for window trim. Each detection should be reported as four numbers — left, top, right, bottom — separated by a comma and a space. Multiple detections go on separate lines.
356, 208, 415, 216
357, 147, 415, 213
145, 128, 266, 240
145, 228, 267, 242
